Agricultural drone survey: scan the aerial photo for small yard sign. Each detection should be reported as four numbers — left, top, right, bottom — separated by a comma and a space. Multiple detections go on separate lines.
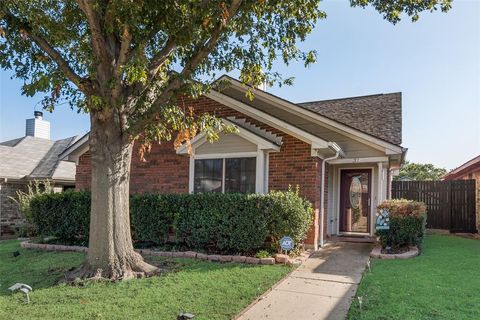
375, 209, 390, 230
280, 236, 294, 251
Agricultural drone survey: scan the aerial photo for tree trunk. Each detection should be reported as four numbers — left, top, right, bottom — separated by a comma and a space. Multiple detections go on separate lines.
71, 110, 157, 280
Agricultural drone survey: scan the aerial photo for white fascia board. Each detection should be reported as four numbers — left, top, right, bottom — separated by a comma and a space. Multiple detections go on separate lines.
0, 175, 25, 181
194, 152, 258, 159
328, 156, 389, 164
222, 77, 403, 155
59, 133, 89, 159
206, 90, 330, 150
63, 143, 89, 165
176, 119, 281, 155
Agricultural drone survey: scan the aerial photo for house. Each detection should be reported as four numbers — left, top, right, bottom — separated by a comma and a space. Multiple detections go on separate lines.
0, 111, 77, 236
443, 155, 480, 228
62, 76, 406, 249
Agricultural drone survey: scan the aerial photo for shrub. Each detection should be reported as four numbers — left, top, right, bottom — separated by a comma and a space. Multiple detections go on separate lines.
130, 193, 182, 244
255, 250, 271, 259
174, 193, 269, 254
30, 189, 313, 255
375, 199, 427, 250
9, 179, 54, 236
261, 188, 313, 247
30, 191, 90, 244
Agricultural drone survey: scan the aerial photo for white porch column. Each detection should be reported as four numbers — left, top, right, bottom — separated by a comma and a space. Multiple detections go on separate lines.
188, 156, 195, 193
377, 162, 386, 203
255, 149, 266, 194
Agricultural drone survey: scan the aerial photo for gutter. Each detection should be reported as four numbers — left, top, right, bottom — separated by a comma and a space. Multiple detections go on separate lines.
400, 147, 408, 166
319, 142, 342, 249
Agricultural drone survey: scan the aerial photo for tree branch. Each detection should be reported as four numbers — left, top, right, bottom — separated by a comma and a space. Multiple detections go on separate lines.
76, 0, 111, 64
148, 39, 177, 79
128, 0, 243, 135
116, 25, 132, 73
1, 7, 92, 93
111, 24, 132, 101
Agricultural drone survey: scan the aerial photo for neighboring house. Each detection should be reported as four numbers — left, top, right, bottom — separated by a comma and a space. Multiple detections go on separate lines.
443, 155, 480, 228
62, 75, 406, 249
0, 111, 77, 236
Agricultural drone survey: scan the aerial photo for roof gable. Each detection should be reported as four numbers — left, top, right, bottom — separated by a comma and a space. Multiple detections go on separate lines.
298, 93, 402, 145
443, 155, 480, 180
216, 75, 403, 150
0, 136, 77, 181
30, 136, 78, 178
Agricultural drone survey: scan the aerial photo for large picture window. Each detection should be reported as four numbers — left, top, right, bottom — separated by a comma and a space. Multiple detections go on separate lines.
194, 157, 256, 193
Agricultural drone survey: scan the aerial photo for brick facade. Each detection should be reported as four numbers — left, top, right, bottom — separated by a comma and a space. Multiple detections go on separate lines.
75, 96, 326, 246
0, 182, 27, 236
76, 141, 189, 194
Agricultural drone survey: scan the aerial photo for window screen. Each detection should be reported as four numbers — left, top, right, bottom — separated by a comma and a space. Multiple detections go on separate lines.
225, 157, 256, 193
194, 159, 223, 193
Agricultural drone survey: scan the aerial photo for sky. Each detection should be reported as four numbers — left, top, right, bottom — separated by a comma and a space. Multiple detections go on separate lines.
0, 0, 479, 170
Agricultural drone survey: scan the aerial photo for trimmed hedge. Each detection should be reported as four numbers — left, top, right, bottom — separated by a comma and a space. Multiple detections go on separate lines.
375, 199, 427, 250
30, 191, 90, 244
30, 190, 313, 254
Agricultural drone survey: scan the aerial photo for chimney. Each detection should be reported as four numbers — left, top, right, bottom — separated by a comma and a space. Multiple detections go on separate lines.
26, 111, 50, 139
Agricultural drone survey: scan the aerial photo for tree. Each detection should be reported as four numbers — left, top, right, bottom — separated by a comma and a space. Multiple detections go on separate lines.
394, 161, 448, 181
0, 0, 452, 280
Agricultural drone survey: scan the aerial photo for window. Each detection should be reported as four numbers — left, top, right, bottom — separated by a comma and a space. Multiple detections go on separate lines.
194, 159, 223, 193
225, 158, 256, 193
194, 157, 256, 193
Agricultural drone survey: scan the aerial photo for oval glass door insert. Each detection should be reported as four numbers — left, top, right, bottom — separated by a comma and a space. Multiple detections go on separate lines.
349, 176, 362, 209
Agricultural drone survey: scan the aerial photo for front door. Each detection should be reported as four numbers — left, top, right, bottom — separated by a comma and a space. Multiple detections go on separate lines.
339, 169, 371, 234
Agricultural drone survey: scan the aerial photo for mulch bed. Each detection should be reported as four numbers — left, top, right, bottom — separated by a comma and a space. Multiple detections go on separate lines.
370, 246, 419, 259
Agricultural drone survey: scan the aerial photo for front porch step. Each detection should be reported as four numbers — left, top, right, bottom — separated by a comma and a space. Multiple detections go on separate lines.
329, 235, 377, 244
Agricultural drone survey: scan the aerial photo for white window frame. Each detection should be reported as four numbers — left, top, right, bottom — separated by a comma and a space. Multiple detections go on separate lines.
189, 150, 267, 194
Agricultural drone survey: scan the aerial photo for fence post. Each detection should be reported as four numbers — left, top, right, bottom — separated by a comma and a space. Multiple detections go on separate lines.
448, 180, 453, 232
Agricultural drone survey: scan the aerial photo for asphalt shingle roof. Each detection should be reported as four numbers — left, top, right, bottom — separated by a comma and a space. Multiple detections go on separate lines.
298, 93, 402, 145
0, 136, 77, 181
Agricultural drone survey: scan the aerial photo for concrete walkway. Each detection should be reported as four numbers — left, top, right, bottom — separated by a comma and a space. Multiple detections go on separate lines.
237, 242, 373, 320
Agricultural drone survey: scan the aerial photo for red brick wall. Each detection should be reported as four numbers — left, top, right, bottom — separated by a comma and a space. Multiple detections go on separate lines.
130, 141, 189, 194
76, 152, 91, 190
75, 95, 324, 246
76, 141, 189, 194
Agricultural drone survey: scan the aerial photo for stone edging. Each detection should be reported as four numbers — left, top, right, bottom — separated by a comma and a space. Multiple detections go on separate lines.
370, 246, 419, 259
20, 241, 307, 266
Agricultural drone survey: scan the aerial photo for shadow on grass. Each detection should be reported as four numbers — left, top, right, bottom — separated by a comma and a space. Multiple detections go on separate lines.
0, 240, 84, 295
1, 240, 286, 296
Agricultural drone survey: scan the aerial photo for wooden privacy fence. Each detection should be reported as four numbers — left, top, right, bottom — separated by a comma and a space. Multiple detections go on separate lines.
392, 180, 477, 233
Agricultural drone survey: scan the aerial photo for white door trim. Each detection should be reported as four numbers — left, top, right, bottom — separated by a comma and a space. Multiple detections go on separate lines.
335, 166, 376, 236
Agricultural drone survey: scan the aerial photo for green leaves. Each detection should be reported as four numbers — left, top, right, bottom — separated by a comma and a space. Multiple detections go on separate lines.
1, 0, 452, 146
30, 190, 313, 254
30, 191, 91, 244
394, 161, 448, 181
376, 199, 427, 249
350, 0, 453, 24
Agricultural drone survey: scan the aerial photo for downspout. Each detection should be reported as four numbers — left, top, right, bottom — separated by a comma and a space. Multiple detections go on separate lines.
319, 143, 342, 248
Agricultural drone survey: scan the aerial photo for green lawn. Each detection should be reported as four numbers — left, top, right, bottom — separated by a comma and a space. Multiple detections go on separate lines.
0, 240, 291, 320
348, 234, 480, 320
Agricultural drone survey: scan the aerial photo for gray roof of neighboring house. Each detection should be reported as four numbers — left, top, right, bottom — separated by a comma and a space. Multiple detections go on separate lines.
298, 93, 402, 145
0, 136, 77, 182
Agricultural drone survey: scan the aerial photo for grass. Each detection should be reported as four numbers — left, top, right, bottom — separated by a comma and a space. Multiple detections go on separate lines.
0, 240, 291, 320
348, 234, 480, 320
